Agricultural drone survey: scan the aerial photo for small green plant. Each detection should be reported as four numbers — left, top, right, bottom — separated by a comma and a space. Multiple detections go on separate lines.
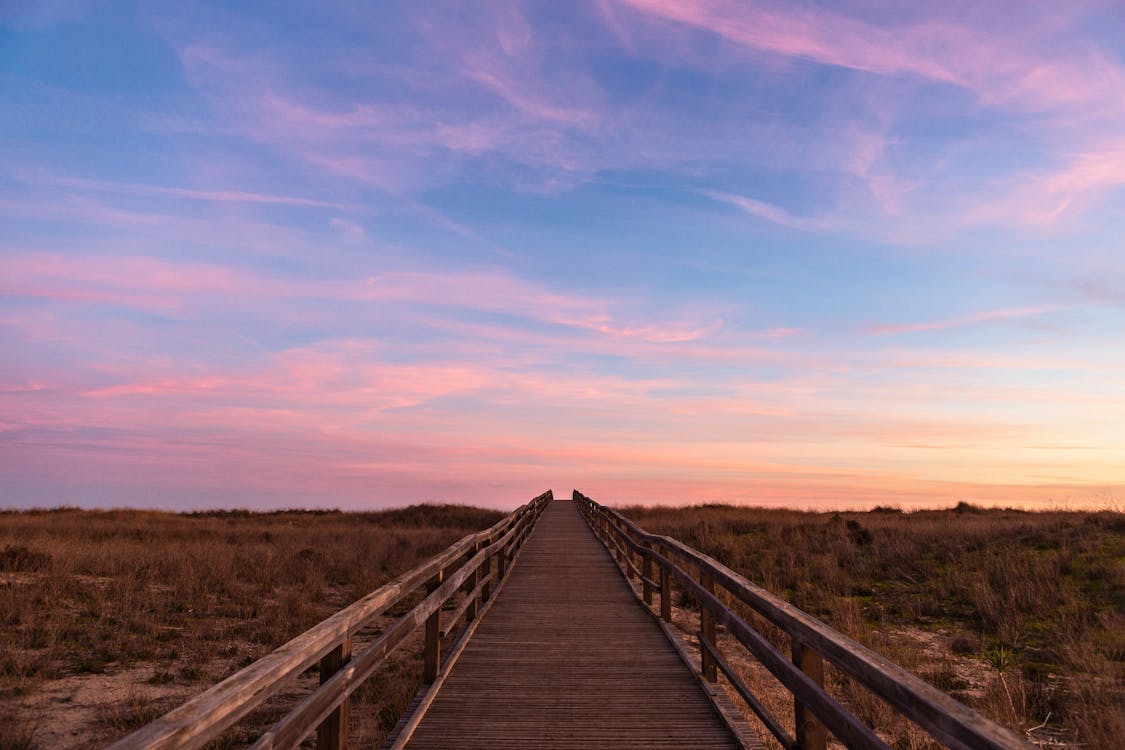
986, 644, 1014, 672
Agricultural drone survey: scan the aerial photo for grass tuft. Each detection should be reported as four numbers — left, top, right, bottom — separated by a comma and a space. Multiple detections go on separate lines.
620, 502, 1123, 749
0, 504, 504, 747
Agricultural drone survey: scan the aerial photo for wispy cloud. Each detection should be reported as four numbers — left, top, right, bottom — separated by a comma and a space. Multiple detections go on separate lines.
703, 190, 833, 232
3, 2, 1121, 509
42, 174, 366, 212
616, 0, 1125, 116
0, 250, 735, 358
619, 0, 1125, 233
869, 306, 1059, 335
975, 140, 1125, 227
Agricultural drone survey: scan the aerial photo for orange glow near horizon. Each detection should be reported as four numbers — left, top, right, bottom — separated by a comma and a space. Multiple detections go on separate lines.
2, 3, 1123, 511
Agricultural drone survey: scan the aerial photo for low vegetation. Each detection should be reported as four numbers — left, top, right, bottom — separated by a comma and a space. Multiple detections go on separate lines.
2, 501, 1120, 749
618, 503, 1124, 750
0, 504, 504, 748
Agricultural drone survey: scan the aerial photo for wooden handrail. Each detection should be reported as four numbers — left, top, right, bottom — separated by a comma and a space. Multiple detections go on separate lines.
573, 490, 1033, 750
109, 491, 553, 750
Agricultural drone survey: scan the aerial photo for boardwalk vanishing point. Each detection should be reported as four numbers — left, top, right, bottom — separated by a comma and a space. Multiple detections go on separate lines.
394, 499, 752, 749
112, 491, 1034, 750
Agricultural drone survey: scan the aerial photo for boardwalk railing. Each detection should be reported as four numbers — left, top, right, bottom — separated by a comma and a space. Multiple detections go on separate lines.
110, 491, 552, 750
574, 490, 1033, 750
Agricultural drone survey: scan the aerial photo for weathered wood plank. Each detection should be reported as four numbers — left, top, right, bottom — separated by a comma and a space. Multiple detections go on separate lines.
316, 635, 351, 750
700, 636, 793, 749
401, 500, 744, 750
575, 491, 1034, 750
793, 637, 827, 750
109, 491, 551, 750
252, 510, 545, 749
423, 571, 443, 682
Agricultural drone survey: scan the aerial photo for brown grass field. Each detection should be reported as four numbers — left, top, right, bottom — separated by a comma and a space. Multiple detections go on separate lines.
619, 503, 1124, 750
0, 502, 1121, 749
0, 505, 504, 748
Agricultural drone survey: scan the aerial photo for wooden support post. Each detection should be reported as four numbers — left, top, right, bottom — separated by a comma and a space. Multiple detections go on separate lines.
480, 542, 492, 604
626, 533, 637, 580
464, 541, 479, 622
316, 634, 351, 749
700, 571, 717, 682
423, 571, 443, 682
659, 558, 672, 623
792, 636, 828, 750
497, 545, 507, 581
642, 543, 653, 606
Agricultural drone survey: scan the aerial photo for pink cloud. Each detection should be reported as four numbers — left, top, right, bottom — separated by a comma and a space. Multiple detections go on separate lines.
1, 249, 749, 366
618, 0, 1125, 233
869, 306, 1058, 335
560, 315, 723, 343
616, 0, 1125, 116
5, 338, 1119, 509
704, 190, 834, 232
405, 314, 795, 368
983, 140, 1125, 226
877, 349, 1089, 372
0, 252, 283, 313
82, 378, 228, 399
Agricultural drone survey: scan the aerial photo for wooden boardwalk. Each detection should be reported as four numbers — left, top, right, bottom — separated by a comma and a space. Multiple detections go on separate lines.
111, 491, 1032, 750
399, 500, 744, 749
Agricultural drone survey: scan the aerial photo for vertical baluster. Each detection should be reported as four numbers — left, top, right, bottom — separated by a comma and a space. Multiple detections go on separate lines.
317, 635, 351, 749
480, 540, 493, 604
792, 636, 827, 750
625, 531, 637, 580
659, 550, 672, 623
465, 541, 480, 622
642, 542, 653, 606
423, 570, 443, 682
700, 571, 717, 682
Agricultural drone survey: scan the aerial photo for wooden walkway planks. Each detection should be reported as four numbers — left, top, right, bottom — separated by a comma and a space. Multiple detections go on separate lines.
400, 500, 744, 749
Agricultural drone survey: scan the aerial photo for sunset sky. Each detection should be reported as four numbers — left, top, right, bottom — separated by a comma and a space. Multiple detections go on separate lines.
2, 1, 1122, 510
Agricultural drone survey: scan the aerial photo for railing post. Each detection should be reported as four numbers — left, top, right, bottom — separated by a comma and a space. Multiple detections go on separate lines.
642, 542, 653, 606
316, 634, 351, 749
625, 531, 637, 580
793, 636, 827, 750
464, 540, 480, 622
700, 571, 717, 682
659, 553, 672, 623
423, 570, 443, 682
480, 540, 493, 604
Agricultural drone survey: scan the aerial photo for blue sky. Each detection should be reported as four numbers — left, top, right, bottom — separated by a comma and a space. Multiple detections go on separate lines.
2, 1, 1123, 509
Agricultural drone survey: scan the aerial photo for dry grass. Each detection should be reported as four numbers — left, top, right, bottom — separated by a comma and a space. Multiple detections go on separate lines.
0, 504, 504, 749
619, 503, 1124, 750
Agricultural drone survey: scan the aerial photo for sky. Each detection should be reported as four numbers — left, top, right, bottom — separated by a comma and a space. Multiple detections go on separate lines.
1, 1, 1123, 511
